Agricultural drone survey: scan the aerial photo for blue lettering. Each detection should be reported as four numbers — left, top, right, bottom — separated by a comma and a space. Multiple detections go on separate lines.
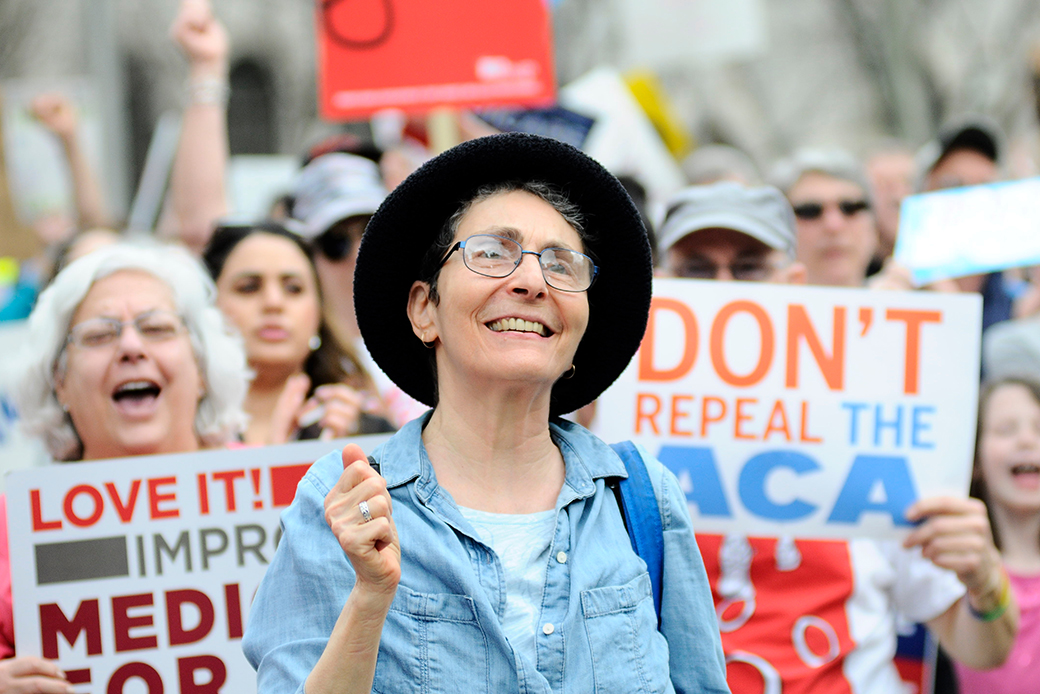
873, 404, 903, 447
911, 406, 936, 449
657, 446, 731, 517
737, 451, 819, 521
827, 455, 917, 526
841, 402, 868, 445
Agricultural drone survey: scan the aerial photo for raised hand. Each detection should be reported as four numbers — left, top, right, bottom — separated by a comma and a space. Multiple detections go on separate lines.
324, 444, 401, 596
298, 384, 365, 441
170, 0, 229, 73
29, 93, 78, 142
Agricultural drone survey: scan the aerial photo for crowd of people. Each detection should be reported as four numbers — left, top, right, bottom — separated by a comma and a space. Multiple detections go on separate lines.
1, 0, 1039, 692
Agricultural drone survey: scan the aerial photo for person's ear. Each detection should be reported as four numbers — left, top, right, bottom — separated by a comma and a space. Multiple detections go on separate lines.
407, 281, 438, 344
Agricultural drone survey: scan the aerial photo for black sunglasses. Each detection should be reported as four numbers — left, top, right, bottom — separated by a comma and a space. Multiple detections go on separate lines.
315, 229, 356, 261
792, 199, 870, 220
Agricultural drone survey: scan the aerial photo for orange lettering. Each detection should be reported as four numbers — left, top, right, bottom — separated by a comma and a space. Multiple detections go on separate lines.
639, 298, 698, 382
734, 398, 758, 440
799, 401, 822, 443
635, 393, 662, 435
763, 400, 792, 442
710, 301, 774, 387
786, 305, 845, 390
669, 395, 695, 437
701, 396, 728, 437
886, 309, 942, 395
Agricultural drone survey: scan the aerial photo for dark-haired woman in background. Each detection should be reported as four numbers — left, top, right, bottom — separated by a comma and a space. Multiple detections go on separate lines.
203, 223, 394, 443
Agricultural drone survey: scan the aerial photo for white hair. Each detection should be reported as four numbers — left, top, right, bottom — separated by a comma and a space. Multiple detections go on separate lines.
16, 242, 251, 460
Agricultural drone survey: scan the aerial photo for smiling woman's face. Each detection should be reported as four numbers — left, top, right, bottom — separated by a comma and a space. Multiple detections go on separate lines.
55, 270, 202, 460
411, 190, 590, 401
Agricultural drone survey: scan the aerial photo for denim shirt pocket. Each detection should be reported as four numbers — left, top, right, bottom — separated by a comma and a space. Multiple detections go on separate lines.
581, 572, 672, 693
373, 583, 490, 693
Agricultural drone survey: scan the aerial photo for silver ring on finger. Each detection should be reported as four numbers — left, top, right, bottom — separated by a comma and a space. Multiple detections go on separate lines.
358, 500, 373, 523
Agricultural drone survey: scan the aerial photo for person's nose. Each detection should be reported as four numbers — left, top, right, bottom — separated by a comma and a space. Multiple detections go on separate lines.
508, 252, 548, 297
715, 266, 735, 281
261, 283, 285, 311
116, 322, 147, 362
821, 204, 846, 232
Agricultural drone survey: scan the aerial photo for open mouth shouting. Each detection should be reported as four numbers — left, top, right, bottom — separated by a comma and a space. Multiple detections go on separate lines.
1010, 462, 1040, 490
111, 379, 162, 417
487, 317, 554, 337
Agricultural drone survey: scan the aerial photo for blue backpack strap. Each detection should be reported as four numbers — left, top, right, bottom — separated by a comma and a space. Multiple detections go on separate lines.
609, 441, 664, 626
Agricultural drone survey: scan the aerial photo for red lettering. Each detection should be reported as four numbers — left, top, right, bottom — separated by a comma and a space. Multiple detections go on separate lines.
198, 473, 210, 515
212, 470, 246, 512
147, 477, 179, 519
107, 662, 163, 694
104, 481, 142, 523
886, 309, 942, 395
178, 655, 227, 694
786, 305, 845, 390
734, 398, 758, 440
166, 590, 215, 646
710, 301, 774, 387
64, 485, 103, 528
701, 396, 727, 437
113, 593, 157, 652
638, 297, 698, 381
669, 395, 695, 437
40, 600, 102, 658
31, 490, 62, 531
763, 400, 792, 442
224, 584, 243, 639
635, 393, 662, 435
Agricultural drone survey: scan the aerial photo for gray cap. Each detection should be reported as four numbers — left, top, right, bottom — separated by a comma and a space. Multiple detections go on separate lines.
914, 114, 1003, 189
769, 147, 872, 202
289, 153, 388, 239
657, 182, 797, 258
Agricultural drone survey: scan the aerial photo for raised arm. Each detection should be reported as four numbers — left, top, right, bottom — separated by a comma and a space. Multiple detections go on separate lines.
305, 444, 401, 694
905, 496, 1019, 669
30, 92, 110, 230
168, 0, 229, 255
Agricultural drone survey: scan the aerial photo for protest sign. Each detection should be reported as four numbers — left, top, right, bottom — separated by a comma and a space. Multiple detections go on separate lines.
593, 279, 982, 540
6, 434, 391, 693
895, 177, 1040, 286
316, 0, 555, 120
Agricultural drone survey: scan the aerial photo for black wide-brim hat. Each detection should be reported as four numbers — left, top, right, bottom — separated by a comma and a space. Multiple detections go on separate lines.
354, 132, 652, 417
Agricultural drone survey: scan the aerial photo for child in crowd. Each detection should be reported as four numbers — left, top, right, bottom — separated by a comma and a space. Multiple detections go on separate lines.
957, 378, 1040, 693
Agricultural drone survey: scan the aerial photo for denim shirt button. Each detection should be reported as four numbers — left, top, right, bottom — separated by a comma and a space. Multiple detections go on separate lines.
556, 551, 568, 564
542, 622, 555, 635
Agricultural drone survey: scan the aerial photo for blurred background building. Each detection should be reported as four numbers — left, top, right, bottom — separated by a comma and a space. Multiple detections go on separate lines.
1, 0, 1039, 223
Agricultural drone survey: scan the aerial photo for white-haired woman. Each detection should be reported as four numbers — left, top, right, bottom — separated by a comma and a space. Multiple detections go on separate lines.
0, 242, 249, 690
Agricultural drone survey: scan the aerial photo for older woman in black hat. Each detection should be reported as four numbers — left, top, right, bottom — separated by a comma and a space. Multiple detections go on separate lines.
243, 134, 728, 694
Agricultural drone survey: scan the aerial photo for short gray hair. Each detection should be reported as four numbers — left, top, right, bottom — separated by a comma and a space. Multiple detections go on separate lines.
16, 242, 250, 460
769, 147, 872, 203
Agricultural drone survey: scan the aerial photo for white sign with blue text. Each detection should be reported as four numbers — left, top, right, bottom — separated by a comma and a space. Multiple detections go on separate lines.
593, 279, 982, 540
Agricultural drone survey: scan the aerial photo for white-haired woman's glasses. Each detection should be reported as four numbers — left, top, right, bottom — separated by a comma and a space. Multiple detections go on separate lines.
65, 310, 186, 349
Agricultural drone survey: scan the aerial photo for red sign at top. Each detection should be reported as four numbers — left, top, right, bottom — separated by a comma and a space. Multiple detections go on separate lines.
317, 0, 557, 120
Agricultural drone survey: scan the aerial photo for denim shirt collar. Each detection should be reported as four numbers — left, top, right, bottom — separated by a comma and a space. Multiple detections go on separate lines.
374, 411, 628, 510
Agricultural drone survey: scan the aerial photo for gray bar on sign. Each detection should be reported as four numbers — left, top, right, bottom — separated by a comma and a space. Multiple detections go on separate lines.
35, 536, 129, 585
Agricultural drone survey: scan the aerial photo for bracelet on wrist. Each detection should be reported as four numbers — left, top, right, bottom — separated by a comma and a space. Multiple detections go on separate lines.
967, 568, 1011, 622
186, 77, 229, 107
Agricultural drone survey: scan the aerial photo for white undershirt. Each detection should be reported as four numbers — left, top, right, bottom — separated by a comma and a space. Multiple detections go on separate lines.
458, 506, 556, 667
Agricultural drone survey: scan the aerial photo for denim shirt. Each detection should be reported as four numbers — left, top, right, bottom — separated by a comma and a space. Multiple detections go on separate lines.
243, 415, 729, 694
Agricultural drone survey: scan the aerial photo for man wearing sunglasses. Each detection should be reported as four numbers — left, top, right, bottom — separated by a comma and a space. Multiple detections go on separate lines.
771, 148, 878, 288
289, 152, 427, 428
657, 181, 806, 285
